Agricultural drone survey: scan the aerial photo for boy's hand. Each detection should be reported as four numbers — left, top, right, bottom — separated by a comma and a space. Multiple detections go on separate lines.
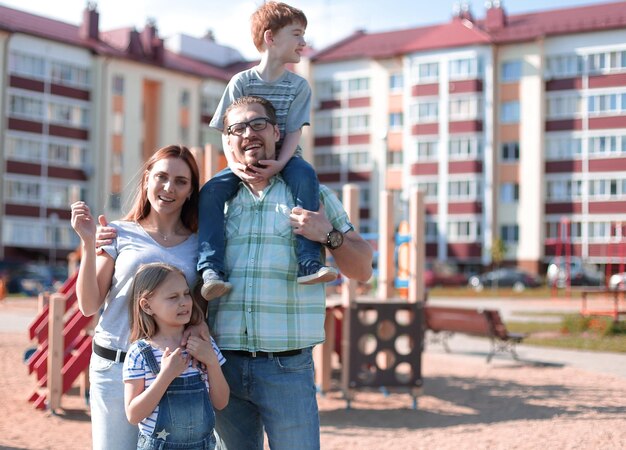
230, 161, 264, 183
160, 347, 189, 381
254, 159, 284, 179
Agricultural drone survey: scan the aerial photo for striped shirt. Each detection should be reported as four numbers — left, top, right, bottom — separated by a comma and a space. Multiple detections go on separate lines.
207, 179, 353, 352
122, 338, 225, 437
209, 68, 311, 153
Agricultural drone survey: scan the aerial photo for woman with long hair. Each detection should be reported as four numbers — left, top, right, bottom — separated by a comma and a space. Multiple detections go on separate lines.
71, 145, 204, 450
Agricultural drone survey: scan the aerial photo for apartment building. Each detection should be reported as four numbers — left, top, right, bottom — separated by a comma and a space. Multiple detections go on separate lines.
310, 0, 626, 274
0, 4, 236, 264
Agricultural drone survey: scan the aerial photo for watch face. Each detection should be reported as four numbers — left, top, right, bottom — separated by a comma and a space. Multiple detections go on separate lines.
328, 229, 343, 249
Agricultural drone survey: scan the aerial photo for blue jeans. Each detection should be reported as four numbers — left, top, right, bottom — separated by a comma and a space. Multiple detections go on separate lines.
215, 348, 320, 450
89, 352, 139, 450
197, 156, 320, 277
136, 341, 216, 449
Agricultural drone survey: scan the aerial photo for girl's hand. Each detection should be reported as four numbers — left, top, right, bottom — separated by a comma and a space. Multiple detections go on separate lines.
186, 336, 218, 367
159, 347, 188, 381
70, 201, 97, 244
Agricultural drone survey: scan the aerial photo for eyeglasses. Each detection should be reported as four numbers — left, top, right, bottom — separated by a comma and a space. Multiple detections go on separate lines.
227, 117, 275, 136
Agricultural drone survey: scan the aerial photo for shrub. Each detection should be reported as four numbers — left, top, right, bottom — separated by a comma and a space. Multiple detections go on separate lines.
561, 314, 591, 334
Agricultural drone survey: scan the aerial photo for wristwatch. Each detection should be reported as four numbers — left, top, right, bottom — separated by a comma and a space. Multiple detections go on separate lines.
324, 228, 344, 250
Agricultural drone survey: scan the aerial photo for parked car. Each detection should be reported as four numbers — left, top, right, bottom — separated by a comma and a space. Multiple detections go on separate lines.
608, 272, 626, 290
424, 261, 468, 288
546, 257, 604, 288
469, 268, 541, 292
2, 262, 67, 296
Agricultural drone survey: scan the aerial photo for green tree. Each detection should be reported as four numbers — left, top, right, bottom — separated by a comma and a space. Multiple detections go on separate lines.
491, 237, 507, 290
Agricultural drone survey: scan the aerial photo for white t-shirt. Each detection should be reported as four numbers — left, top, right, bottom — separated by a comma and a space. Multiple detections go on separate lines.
94, 221, 199, 351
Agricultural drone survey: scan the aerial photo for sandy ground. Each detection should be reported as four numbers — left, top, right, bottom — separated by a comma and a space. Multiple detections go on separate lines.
1, 298, 626, 450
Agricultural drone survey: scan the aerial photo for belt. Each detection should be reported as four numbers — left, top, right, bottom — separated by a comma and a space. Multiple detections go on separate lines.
93, 341, 126, 363
224, 349, 302, 358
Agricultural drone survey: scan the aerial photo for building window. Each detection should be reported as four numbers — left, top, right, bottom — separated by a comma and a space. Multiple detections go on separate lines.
588, 50, 626, 74
447, 220, 482, 241
10, 95, 44, 120
347, 114, 369, 133
547, 94, 581, 118
425, 221, 438, 241
389, 73, 403, 90
48, 101, 90, 128
545, 54, 584, 79
500, 183, 519, 203
501, 142, 519, 161
546, 135, 582, 160
314, 152, 341, 170
347, 77, 369, 96
109, 193, 122, 211
449, 57, 481, 80
449, 137, 482, 159
180, 90, 190, 107
501, 60, 522, 82
346, 151, 369, 167
546, 179, 582, 200
112, 75, 125, 95
500, 101, 519, 123
411, 101, 438, 122
500, 225, 519, 243
587, 93, 626, 115
449, 96, 482, 121
389, 112, 403, 129
417, 181, 438, 199
51, 61, 90, 88
9, 51, 45, 79
416, 140, 438, 160
416, 62, 439, 83
387, 151, 403, 166
448, 179, 482, 200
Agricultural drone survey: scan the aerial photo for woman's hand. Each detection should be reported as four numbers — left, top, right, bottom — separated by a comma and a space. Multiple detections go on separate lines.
70, 201, 97, 245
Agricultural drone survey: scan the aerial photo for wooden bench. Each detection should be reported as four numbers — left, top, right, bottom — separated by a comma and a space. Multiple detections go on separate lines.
424, 306, 526, 362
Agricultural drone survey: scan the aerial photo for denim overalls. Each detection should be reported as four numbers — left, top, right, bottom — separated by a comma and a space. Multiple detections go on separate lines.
136, 340, 216, 450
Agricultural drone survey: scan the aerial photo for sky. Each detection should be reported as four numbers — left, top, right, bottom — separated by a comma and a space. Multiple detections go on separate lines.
0, 0, 616, 59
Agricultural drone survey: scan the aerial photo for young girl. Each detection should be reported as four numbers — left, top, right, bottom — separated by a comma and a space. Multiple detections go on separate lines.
123, 263, 229, 450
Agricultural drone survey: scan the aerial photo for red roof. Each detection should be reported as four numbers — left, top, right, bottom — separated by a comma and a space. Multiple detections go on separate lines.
313, 1, 626, 63
0, 4, 232, 81
483, 1, 626, 43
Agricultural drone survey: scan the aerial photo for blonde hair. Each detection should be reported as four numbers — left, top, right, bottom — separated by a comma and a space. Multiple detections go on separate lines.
128, 262, 203, 342
250, 1, 307, 52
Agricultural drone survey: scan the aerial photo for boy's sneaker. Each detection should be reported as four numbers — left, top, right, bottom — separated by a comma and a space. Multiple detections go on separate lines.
201, 269, 232, 301
297, 260, 339, 285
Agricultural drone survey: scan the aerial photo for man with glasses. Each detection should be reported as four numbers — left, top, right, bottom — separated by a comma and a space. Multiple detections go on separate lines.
206, 95, 373, 449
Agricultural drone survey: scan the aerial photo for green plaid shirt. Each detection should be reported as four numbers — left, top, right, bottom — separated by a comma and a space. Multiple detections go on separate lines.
207, 177, 353, 352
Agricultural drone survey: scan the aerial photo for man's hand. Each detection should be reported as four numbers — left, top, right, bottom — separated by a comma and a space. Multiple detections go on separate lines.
289, 204, 331, 243
95, 215, 116, 252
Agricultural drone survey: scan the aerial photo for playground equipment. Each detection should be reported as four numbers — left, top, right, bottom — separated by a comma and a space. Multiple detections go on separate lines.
26, 272, 93, 411
315, 187, 425, 408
